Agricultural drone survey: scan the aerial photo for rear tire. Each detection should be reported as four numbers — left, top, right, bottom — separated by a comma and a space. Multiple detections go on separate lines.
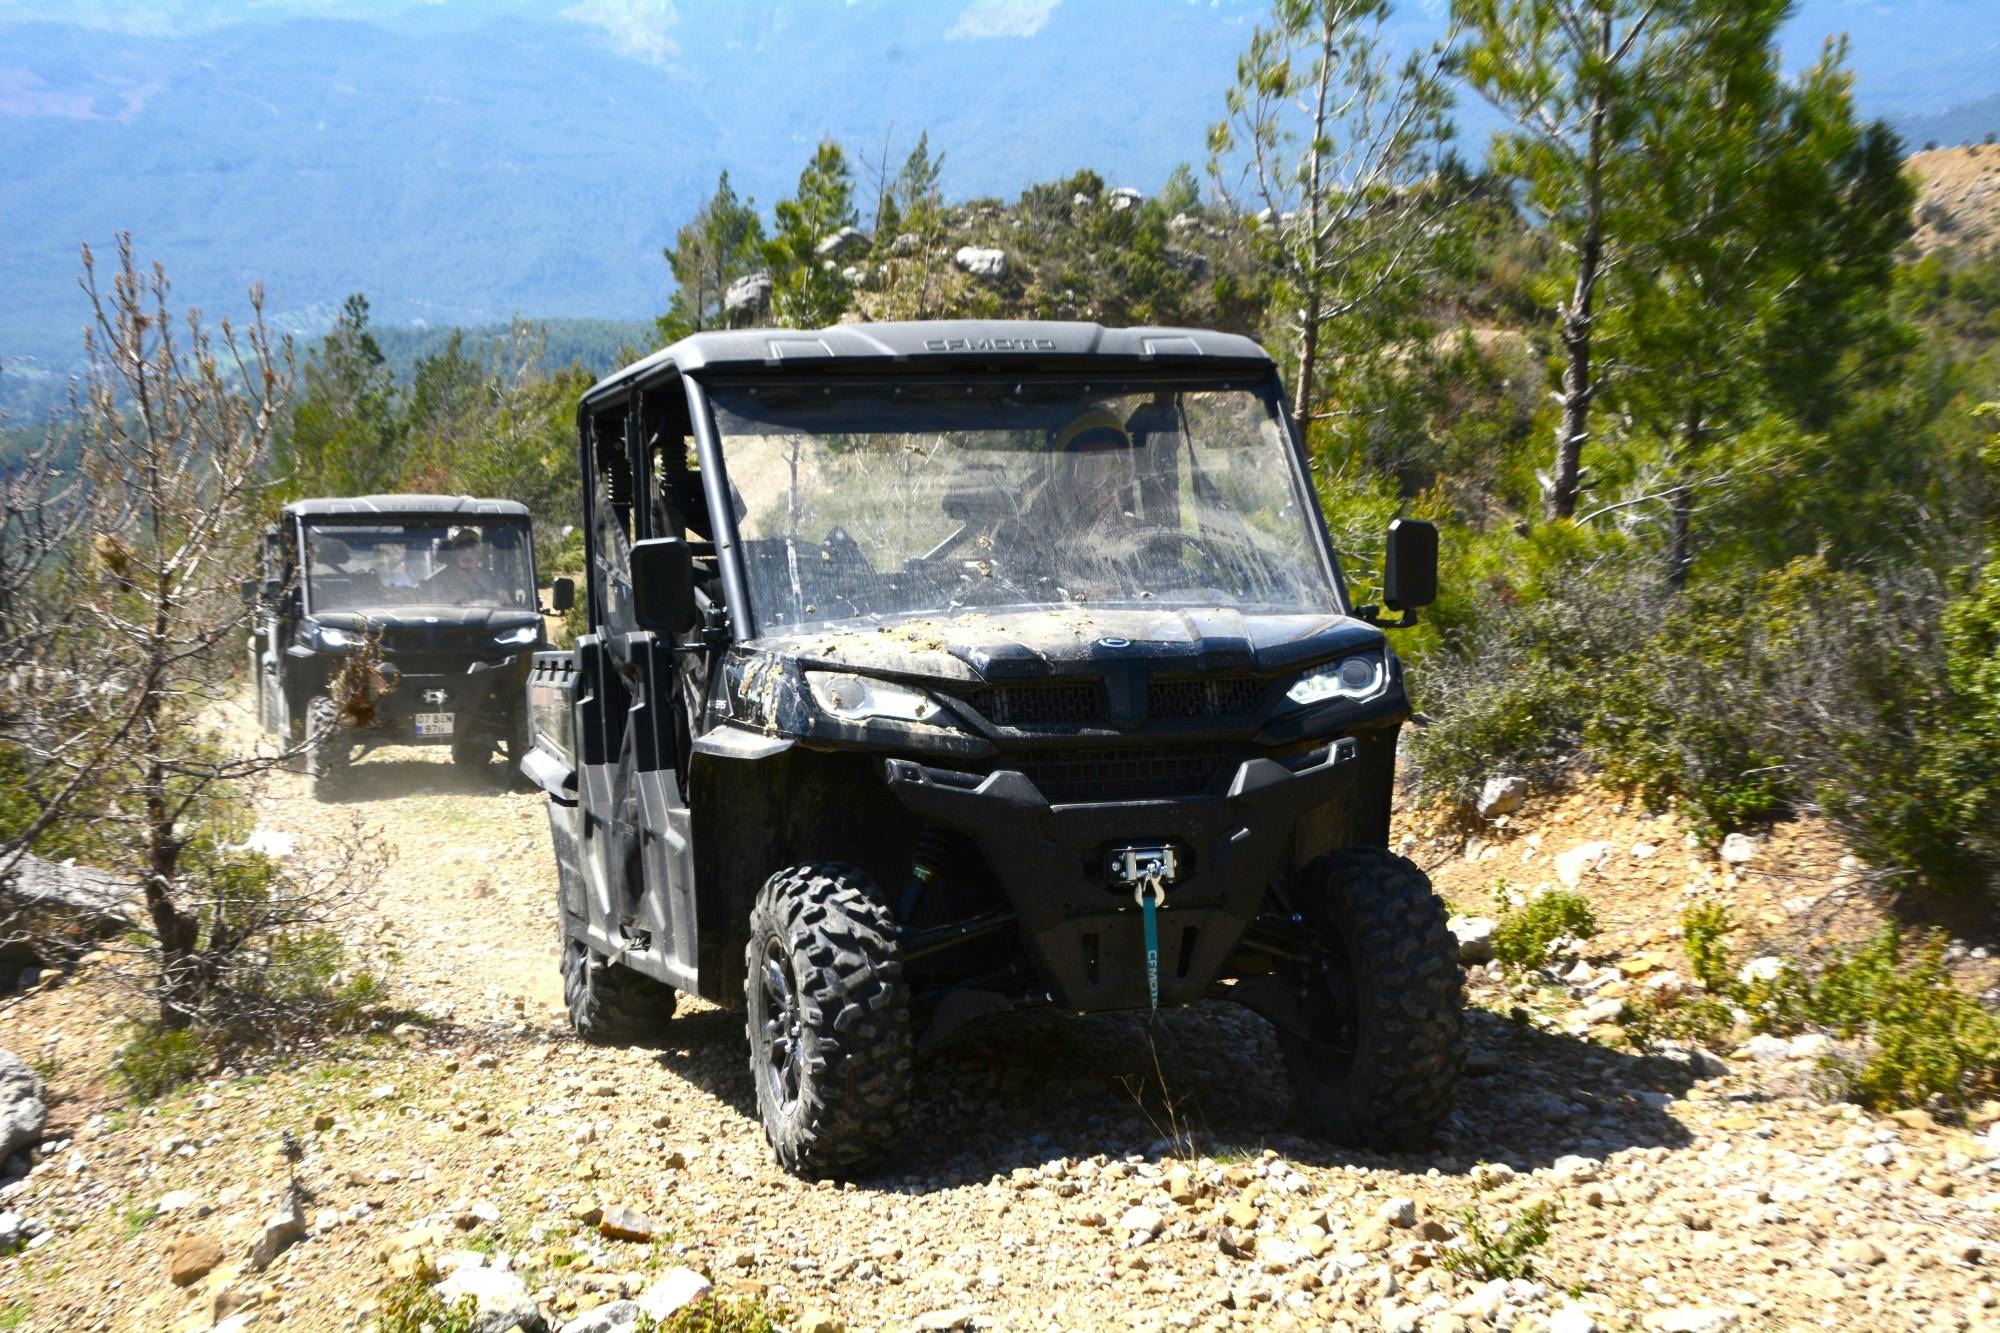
1279, 849, 1463, 1150
746, 862, 911, 1177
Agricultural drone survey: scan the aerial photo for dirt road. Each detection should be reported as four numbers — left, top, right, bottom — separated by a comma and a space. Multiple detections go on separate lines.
4, 712, 1999, 1332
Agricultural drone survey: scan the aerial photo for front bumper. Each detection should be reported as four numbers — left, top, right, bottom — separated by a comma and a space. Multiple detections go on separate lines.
346, 658, 522, 743
882, 738, 1360, 1012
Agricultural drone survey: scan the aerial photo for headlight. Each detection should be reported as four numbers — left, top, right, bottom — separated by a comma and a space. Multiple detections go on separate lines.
805, 671, 944, 725
494, 625, 539, 647
317, 625, 351, 648
1284, 653, 1387, 708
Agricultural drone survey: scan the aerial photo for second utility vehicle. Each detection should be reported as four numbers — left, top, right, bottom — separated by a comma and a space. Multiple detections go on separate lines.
251, 495, 558, 793
525, 321, 1460, 1175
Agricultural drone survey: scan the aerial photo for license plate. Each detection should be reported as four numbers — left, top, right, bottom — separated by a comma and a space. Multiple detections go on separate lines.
415, 712, 455, 737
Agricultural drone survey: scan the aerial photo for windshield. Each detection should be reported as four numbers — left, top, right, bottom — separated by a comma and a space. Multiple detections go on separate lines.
301, 519, 536, 615
707, 378, 1338, 634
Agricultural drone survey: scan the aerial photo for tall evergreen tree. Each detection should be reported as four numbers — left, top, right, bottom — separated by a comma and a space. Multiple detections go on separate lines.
658, 172, 766, 341
1453, 0, 1718, 520
1609, 22, 1914, 583
764, 140, 858, 329
1208, 0, 1457, 442
277, 293, 401, 500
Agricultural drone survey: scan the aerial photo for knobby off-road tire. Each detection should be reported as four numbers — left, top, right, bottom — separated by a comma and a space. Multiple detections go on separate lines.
305, 695, 349, 798
746, 863, 912, 1177
453, 715, 533, 788
560, 934, 679, 1043
1280, 848, 1463, 1150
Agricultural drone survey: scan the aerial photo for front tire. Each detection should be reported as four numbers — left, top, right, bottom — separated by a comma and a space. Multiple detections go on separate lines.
746, 863, 912, 1177
1279, 849, 1463, 1150
305, 695, 350, 798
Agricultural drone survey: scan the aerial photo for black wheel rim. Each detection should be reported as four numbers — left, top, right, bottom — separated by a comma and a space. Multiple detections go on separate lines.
1299, 932, 1362, 1069
759, 938, 804, 1112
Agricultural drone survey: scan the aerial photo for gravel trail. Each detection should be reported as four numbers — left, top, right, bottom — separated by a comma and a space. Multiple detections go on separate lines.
3, 716, 1998, 1332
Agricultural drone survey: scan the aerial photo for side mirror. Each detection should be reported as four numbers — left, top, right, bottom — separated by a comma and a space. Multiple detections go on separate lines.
629, 538, 698, 636
1383, 518, 1438, 612
548, 577, 575, 614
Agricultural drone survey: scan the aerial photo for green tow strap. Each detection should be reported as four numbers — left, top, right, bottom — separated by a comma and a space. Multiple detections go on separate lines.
1137, 882, 1163, 1019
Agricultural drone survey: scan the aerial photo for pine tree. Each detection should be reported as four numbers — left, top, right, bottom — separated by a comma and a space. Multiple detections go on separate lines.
764, 140, 858, 329
1453, 0, 1720, 520
658, 172, 765, 341
1606, 22, 1914, 583
277, 293, 401, 500
1208, 0, 1457, 442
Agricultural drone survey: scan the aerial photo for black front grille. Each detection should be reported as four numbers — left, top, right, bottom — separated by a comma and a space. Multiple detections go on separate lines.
1148, 675, 1265, 719
969, 681, 1107, 727
1011, 745, 1237, 804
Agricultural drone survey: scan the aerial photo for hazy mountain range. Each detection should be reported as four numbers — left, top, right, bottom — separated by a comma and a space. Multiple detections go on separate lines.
4, 0, 1998, 401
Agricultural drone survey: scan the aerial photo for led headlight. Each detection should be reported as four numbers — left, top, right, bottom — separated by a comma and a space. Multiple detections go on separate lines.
805, 671, 944, 725
316, 624, 352, 648
1284, 652, 1387, 709
494, 625, 539, 647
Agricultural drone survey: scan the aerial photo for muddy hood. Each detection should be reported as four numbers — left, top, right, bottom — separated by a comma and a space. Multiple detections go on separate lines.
313, 607, 542, 633
758, 606, 1384, 685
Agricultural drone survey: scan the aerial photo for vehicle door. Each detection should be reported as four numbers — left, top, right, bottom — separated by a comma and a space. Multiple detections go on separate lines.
573, 381, 702, 993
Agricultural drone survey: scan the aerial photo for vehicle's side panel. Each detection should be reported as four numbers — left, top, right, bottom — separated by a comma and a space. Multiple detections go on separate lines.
565, 391, 704, 995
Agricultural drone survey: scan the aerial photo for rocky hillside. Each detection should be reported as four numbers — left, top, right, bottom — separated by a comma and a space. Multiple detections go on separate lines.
1, 717, 1998, 1332
1910, 146, 2000, 256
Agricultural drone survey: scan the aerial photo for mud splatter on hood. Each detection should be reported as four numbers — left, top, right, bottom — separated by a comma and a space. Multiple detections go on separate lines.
751, 606, 1383, 684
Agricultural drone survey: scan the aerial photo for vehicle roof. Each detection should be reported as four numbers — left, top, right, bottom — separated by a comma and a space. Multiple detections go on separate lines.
582, 320, 1273, 409
282, 495, 531, 519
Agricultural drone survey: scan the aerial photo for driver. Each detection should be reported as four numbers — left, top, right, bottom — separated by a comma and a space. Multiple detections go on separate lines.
990, 408, 1154, 600
1046, 409, 1138, 536
424, 528, 498, 603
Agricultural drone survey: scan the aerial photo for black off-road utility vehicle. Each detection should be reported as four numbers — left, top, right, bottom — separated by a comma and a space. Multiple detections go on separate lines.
526, 321, 1459, 1175
251, 495, 558, 793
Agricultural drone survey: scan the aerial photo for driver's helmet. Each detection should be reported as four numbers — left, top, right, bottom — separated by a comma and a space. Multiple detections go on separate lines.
1051, 409, 1134, 525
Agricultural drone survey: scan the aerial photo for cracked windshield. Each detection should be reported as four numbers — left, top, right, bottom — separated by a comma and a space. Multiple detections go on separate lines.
711, 380, 1337, 633
302, 520, 537, 614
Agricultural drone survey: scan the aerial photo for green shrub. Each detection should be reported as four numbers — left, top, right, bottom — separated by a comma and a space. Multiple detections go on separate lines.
1748, 930, 2000, 1110
261, 928, 386, 1030
1408, 546, 1666, 808
1618, 993, 1737, 1053
1680, 902, 1737, 994
645, 1297, 791, 1333
1585, 578, 1794, 838
114, 1025, 213, 1103
1440, 1200, 1552, 1281
1491, 890, 1597, 969
377, 1271, 479, 1333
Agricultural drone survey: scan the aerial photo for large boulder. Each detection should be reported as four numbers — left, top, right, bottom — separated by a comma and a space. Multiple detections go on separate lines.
722, 272, 771, 323
1107, 187, 1144, 212
815, 226, 871, 261
2, 854, 130, 950
634, 1268, 712, 1321
434, 1265, 546, 1333
0, 1051, 47, 1161
1447, 916, 1497, 964
1476, 775, 1528, 819
953, 246, 1008, 280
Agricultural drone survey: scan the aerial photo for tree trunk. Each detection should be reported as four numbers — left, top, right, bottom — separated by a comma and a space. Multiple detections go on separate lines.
1666, 401, 1701, 590
1546, 55, 1610, 523
1549, 245, 1597, 520
1291, 303, 1321, 446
